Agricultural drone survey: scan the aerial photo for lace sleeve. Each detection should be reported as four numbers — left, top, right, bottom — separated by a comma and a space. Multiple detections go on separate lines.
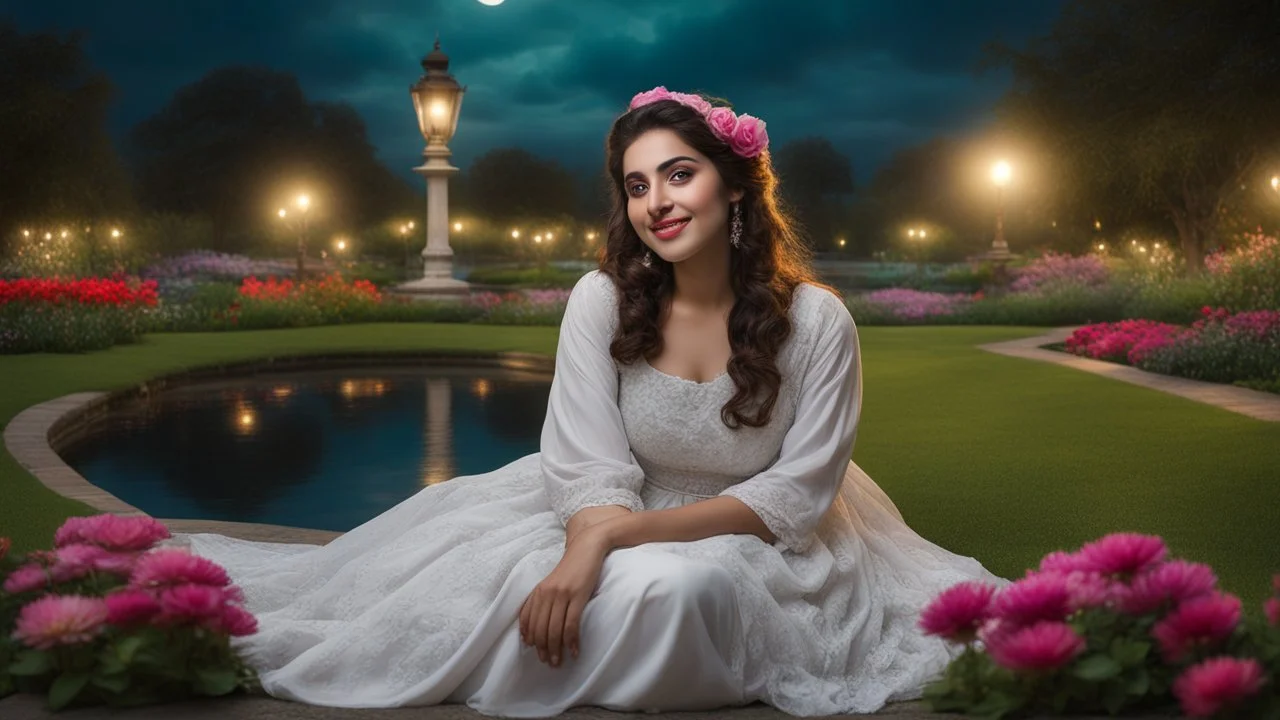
540, 271, 645, 526
720, 290, 861, 552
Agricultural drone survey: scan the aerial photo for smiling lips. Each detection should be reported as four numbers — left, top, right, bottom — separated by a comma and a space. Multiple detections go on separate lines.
650, 217, 690, 240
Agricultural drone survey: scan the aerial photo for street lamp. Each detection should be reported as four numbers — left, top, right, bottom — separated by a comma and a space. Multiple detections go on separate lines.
277, 193, 312, 282
397, 38, 470, 298
975, 160, 1019, 290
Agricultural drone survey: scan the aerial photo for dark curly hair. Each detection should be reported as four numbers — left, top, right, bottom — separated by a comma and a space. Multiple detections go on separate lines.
598, 97, 834, 429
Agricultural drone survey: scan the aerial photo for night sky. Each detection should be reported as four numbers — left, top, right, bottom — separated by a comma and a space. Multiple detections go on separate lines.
6, 0, 1065, 185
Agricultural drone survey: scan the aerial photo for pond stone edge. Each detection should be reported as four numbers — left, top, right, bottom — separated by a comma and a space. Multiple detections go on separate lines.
3, 351, 556, 545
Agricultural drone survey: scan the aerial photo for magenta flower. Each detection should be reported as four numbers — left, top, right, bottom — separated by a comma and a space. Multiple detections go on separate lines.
629, 86, 672, 109
919, 582, 998, 643
3, 564, 50, 594
1038, 551, 1087, 574
1076, 533, 1167, 577
1061, 571, 1121, 612
218, 604, 259, 637
130, 549, 230, 589
81, 515, 170, 552
1173, 657, 1267, 718
157, 583, 231, 626
105, 589, 162, 626
53, 516, 99, 547
12, 594, 109, 650
1152, 592, 1242, 662
992, 572, 1072, 626
986, 621, 1084, 672
1122, 560, 1217, 615
49, 543, 111, 583
92, 551, 141, 577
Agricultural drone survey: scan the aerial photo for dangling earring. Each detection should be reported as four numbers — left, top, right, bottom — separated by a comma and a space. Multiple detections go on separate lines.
729, 202, 743, 249
641, 249, 654, 267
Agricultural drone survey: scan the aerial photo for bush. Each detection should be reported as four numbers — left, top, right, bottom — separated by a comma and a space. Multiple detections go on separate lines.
1206, 230, 1280, 311
0, 278, 158, 353
466, 265, 586, 289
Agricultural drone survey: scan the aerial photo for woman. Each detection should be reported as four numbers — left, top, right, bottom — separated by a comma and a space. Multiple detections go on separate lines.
185, 87, 1005, 717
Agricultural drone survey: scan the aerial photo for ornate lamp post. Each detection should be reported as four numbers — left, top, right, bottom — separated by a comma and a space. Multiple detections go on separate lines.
397, 39, 470, 298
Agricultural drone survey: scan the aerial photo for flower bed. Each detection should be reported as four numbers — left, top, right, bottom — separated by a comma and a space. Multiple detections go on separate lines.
1063, 307, 1280, 392
0, 277, 159, 354
921, 533, 1280, 717
1, 517, 256, 709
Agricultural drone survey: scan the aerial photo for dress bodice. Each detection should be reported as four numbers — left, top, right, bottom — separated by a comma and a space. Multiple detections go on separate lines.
618, 355, 800, 498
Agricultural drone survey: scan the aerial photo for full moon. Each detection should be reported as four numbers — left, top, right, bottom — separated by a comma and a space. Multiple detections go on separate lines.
477, 0, 505, 5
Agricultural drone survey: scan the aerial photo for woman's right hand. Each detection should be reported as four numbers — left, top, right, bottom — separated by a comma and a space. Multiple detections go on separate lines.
564, 505, 631, 546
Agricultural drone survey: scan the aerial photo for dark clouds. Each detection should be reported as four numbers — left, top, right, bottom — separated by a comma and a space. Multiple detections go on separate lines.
5, 0, 1064, 183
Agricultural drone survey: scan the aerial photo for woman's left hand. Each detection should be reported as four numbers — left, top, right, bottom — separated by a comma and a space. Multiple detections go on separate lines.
519, 525, 612, 667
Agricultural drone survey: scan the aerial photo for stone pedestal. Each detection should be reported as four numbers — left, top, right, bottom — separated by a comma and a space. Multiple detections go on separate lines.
393, 142, 470, 299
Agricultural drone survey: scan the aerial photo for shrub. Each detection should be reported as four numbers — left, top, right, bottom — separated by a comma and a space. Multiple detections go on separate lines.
0, 278, 158, 354
1206, 231, 1280, 311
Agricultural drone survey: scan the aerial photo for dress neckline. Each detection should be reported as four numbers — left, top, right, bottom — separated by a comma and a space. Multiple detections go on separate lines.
639, 356, 730, 387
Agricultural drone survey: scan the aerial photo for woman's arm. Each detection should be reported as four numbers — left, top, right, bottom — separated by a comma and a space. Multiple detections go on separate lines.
595, 496, 775, 549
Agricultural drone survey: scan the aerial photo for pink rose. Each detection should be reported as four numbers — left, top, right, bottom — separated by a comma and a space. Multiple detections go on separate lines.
1173, 657, 1266, 717
986, 620, 1084, 672
730, 114, 769, 157
629, 86, 672, 110
919, 581, 997, 643
668, 91, 712, 116
705, 107, 739, 141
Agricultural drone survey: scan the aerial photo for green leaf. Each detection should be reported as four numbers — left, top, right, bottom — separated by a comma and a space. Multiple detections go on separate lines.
1073, 654, 1123, 681
115, 635, 146, 664
1110, 638, 1151, 666
192, 667, 239, 696
1125, 669, 1150, 697
967, 690, 1020, 720
47, 671, 90, 711
8, 649, 54, 677
91, 671, 131, 694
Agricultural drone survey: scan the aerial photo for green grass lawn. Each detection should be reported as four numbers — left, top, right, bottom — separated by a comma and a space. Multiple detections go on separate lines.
1, 323, 1277, 613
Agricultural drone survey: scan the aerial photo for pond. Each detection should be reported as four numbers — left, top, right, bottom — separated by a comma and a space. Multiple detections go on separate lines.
59, 368, 551, 531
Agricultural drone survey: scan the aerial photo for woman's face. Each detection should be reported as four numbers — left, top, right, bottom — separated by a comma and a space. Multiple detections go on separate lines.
621, 129, 743, 264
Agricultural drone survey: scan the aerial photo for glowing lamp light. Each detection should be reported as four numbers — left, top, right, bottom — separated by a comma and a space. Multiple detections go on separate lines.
511, 230, 520, 239
278, 208, 288, 218
21, 229, 29, 237
586, 231, 597, 241
110, 228, 121, 239
453, 221, 463, 232
296, 194, 311, 210
534, 234, 543, 243
991, 161, 1012, 187
545, 232, 554, 241
477, 0, 505, 5
1272, 175, 1279, 191
336, 239, 347, 251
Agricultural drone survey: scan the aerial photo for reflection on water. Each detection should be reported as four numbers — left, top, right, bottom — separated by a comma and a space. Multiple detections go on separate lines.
60, 369, 550, 531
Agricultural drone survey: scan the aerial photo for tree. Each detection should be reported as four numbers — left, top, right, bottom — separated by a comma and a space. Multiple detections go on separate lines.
0, 22, 133, 250
772, 137, 855, 250
460, 148, 580, 222
130, 66, 415, 252
985, 1, 1280, 273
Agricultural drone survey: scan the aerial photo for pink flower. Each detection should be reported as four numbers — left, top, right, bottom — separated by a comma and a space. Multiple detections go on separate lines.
919, 582, 997, 643
1076, 533, 1167, 577
986, 621, 1084, 672
157, 584, 230, 626
705, 106, 739, 140
1061, 571, 1120, 612
1038, 551, 1087, 574
80, 515, 170, 552
629, 86, 672, 110
1263, 598, 1279, 627
668, 91, 712, 116
92, 551, 140, 577
1173, 657, 1266, 717
12, 595, 109, 650
50, 543, 111, 583
3, 565, 50, 594
730, 114, 769, 157
53, 516, 99, 547
105, 589, 162, 626
993, 573, 1072, 626
218, 604, 259, 637
1122, 560, 1217, 615
1152, 592, 1242, 661
130, 549, 230, 589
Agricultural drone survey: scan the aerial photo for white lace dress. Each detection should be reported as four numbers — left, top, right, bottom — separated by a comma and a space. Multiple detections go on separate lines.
183, 270, 1006, 717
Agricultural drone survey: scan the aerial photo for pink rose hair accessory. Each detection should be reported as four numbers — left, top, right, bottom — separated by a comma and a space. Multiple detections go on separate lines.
628, 86, 770, 158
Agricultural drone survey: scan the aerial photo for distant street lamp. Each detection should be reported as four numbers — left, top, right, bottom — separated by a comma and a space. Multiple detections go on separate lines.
976, 160, 1019, 291
397, 38, 470, 298
277, 193, 312, 281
